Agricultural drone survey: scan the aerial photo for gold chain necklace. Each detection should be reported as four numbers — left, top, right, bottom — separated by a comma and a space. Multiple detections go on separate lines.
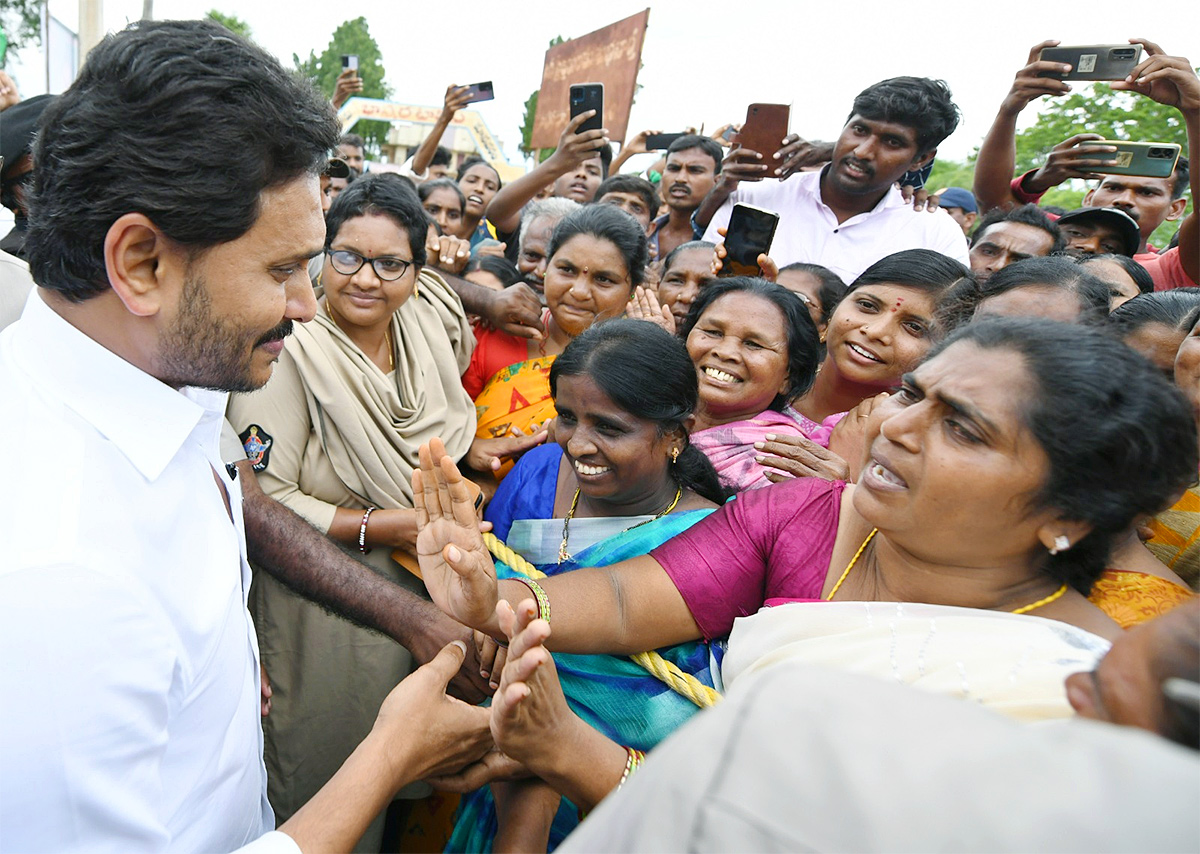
825, 528, 1069, 614
325, 300, 394, 371
558, 485, 682, 564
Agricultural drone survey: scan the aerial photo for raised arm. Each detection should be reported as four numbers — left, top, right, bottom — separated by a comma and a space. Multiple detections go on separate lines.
1113, 39, 1199, 281
413, 439, 702, 655
974, 40, 1075, 213
610, 128, 659, 175
411, 85, 473, 179
485, 113, 609, 232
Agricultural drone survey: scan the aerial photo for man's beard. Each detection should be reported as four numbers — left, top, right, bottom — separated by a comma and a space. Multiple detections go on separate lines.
157, 271, 292, 392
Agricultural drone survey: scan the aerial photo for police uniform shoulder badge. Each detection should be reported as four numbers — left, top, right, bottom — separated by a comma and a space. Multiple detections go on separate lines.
239, 425, 273, 472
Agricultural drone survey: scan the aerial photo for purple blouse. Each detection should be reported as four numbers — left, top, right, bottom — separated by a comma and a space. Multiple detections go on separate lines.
650, 478, 845, 639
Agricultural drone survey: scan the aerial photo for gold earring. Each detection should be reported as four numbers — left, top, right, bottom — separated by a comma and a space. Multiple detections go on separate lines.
671, 447, 680, 464
414, 278, 420, 299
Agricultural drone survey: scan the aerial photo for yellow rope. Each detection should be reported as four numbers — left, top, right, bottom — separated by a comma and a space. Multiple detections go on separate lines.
482, 532, 722, 708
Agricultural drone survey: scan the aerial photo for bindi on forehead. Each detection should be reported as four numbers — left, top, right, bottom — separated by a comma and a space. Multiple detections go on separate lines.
892, 297, 904, 313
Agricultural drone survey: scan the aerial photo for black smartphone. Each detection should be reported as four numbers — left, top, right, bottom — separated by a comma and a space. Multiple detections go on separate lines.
645, 132, 686, 151
341, 54, 359, 72
1037, 45, 1142, 81
721, 126, 738, 142
719, 204, 780, 277
461, 81, 495, 104
569, 83, 604, 135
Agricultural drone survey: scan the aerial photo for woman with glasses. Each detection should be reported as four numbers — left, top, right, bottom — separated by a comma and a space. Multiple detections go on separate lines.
225, 174, 540, 850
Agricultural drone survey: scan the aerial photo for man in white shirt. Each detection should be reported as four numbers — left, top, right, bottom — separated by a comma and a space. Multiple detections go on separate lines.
701, 77, 970, 282
0, 20, 490, 853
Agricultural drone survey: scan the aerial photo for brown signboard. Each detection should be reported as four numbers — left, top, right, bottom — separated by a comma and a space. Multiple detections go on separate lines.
529, 9, 650, 150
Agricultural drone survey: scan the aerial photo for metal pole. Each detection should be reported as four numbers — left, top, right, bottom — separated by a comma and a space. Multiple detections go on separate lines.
78, 0, 104, 66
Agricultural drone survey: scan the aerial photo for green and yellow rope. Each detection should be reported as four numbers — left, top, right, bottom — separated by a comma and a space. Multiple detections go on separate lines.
482, 532, 722, 708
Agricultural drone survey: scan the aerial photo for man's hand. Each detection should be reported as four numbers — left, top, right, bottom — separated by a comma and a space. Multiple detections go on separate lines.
413, 439, 503, 632
719, 146, 770, 188
1112, 40, 1200, 113
1000, 40, 1074, 116
332, 68, 363, 109
1024, 133, 1116, 193
425, 749, 531, 793
441, 83, 474, 118
484, 282, 543, 340
403, 601, 494, 703
621, 128, 661, 156
548, 112, 609, 171
426, 232, 471, 274
466, 431, 549, 474
900, 185, 941, 212
773, 134, 833, 180
0, 71, 20, 112
372, 641, 494, 782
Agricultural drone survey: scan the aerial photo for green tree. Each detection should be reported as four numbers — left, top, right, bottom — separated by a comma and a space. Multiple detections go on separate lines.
205, 9, 252, 41
0, 0, 42, 51
927, 158, 976, 196
294, 17, 391, 155
1013, 81, 1194, 245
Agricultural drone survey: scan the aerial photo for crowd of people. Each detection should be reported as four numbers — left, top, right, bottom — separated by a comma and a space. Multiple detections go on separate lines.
0, 17, 1197, 854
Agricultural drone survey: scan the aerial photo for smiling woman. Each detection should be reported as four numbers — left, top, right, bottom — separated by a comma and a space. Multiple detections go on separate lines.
449, 318, 726, 851
464, 206, 648, 476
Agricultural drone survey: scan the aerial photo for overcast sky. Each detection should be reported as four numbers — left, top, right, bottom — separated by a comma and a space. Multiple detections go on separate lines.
12, 0, 1200, 168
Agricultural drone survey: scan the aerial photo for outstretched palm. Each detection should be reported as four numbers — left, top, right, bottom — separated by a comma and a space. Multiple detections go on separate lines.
413, 439, 500, 630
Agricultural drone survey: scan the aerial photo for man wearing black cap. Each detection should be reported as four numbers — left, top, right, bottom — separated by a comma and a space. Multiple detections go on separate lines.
0, 93, 55, 258
1057, 207, 1142, 257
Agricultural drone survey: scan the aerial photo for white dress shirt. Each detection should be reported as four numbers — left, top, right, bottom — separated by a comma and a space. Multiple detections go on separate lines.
703, 168, 970, 284
0, 291, 298, 854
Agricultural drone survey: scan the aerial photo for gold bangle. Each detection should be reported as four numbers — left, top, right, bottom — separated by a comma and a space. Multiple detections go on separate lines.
512, 576, 551, 624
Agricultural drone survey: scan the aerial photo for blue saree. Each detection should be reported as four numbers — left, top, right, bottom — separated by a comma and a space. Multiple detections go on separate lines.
447, 445, 716, 852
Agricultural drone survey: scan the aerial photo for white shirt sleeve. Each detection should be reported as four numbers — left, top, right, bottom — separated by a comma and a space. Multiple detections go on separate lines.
702, 189, 741, 244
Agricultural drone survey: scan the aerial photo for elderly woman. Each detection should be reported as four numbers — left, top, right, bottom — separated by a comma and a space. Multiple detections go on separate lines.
225, 174, 535, 849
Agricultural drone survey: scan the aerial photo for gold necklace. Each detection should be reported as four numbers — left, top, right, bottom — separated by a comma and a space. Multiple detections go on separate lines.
325, 301, 394, 371
825, 527, 1070, 614
558, 485, 682, 564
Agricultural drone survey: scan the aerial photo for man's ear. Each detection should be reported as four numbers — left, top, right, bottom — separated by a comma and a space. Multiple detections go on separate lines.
911, 147, 938, 171
1083, 188, 1097, 207
103, 213, 183, 318
1166, 196, 1188, 222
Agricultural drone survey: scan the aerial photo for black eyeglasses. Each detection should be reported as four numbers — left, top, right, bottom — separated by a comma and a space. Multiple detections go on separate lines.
326, 249, 413, 281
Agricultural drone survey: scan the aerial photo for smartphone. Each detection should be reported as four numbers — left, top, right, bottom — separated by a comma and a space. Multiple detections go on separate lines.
719, 204, 780, 277
461, 81, 495, 104
1090, 141, 1182, 178
1037, 45, 1142, 81
721, 126, 738, 142
645, 132, 687, 151
341, 54, 359, 72
733, 103, 790, 159
569, 83, 605, 135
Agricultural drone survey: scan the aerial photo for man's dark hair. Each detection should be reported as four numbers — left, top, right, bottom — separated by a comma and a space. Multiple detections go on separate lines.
597, 144, 613, 178
1171, 157, 1190, 200
970, 204, 1065, 254
26, 19, 338, 302
338, 133, 365, 150
1109, 288, 1200, 340
326, 173, 428, 266
1078, 253, 1155, 296
849, 77, 960, 154
431, 145, 453, 169
979, 256, 1112, 324
594, 174, 660, 218
666, 134, 724, 175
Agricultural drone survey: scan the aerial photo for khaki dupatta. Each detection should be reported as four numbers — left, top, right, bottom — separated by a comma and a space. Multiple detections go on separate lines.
287, 269, 476, 508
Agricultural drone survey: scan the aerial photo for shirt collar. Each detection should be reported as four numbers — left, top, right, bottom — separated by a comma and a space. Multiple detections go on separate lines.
12, 290, 220, 481
813, 166, 907, 215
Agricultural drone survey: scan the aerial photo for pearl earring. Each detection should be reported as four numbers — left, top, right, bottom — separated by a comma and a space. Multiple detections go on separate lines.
1049, 535, 1070, 555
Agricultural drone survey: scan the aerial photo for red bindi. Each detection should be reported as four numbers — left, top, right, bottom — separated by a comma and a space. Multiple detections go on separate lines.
892, 297, 904, 312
